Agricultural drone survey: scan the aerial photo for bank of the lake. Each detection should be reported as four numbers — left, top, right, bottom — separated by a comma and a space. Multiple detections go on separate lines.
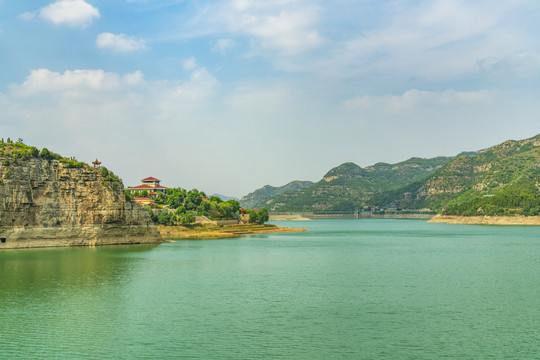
158, 223, 306, 239
429, 214, 540, 225
269, 213, 434, 220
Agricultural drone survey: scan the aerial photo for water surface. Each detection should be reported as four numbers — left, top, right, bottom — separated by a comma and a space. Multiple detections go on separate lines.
1, 219, 539, 359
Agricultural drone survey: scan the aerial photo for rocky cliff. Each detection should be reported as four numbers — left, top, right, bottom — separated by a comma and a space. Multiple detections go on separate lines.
0, 142, 161, 249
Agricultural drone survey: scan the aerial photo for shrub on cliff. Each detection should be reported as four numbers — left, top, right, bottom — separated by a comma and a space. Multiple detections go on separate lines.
40, 148, 55, 160
60, 158, 85, 168
101, 167, 121, 191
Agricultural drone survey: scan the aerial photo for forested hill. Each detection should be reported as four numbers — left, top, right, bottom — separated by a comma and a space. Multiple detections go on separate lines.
381, 134, 540, 216
240, 180, 314, 209
255, 156, 454, 212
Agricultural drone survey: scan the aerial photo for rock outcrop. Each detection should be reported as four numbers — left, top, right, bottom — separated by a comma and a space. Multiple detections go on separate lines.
0, 145, 161, 249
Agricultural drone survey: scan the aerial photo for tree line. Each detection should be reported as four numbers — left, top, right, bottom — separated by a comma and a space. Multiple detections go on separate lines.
127, 187, 269, 226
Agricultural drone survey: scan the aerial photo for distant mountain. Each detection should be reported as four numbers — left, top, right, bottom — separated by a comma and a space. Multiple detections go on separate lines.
212, 193, 239, 202
240, 180, 314, 209
380, 134, 540, 215
263, 156, 455, 212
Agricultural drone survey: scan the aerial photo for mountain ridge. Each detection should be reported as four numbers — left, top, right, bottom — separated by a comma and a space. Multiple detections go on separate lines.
249, 134, 540, 216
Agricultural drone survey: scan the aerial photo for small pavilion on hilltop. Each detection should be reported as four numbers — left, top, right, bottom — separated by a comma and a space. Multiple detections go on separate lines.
92, 159, 101, 167
127, 177, 168, 197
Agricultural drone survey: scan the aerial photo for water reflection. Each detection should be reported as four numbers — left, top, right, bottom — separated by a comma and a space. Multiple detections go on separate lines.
0, 244, 159, 359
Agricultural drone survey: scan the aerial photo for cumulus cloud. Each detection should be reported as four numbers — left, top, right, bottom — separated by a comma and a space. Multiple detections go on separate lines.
181, 0, 324, 57
39, 0, 100, 28
96, 33, 147, 52
231, 7, 323, 55
212, 38, 236, 54
11, 69, 144, 98
182, 57, 198, 70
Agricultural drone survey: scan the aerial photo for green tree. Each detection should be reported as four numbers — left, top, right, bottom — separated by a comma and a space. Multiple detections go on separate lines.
174, 206, 186, 215
158, 210, 173, 225
226, 199, 241, 214
257, 208, 269, 224
187, 189, 203, 207
218, 202, 234, 219
210, 196, 223, 203
178, 212, 196, 225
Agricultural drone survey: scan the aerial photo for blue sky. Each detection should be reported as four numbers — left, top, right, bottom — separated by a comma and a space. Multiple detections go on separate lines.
1, 0, 540, 197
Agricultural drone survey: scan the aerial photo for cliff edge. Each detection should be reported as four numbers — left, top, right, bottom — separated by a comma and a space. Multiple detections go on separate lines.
0, 142, 161, 249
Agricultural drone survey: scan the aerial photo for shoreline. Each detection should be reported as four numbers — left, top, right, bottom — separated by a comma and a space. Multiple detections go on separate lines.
428, 214, 540, 225
269, 213, 434, 220
158, 223, 307, 240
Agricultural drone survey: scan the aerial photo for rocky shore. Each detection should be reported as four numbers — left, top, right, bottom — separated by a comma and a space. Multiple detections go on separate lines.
428, 214, 540, 225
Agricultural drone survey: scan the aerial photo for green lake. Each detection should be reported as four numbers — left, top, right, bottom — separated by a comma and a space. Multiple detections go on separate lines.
1, 219, 539, 359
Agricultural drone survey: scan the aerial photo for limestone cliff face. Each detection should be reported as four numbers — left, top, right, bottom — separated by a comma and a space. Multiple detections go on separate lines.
0, 156, 161, 249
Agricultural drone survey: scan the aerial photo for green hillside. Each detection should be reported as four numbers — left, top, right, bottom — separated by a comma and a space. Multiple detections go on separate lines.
263, 156, 454, 212
380, 134, 540, 215
240, 180, 314, 209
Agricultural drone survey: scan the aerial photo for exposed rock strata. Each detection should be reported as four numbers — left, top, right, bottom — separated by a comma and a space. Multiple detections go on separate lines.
0, 157, 161, 249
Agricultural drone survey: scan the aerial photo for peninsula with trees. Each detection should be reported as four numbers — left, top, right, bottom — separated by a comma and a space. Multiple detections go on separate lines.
126, 178, 305, 239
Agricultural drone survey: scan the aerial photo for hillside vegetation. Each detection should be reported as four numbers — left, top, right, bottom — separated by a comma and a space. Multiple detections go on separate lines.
244, 134, 540, 216
240, 180, 314, 209
255, 157, 454, 212
388, 134, 540, 215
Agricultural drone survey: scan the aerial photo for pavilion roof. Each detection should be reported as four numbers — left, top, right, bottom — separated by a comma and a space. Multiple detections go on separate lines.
129, 184, 168, 190
142, 177, 161, 182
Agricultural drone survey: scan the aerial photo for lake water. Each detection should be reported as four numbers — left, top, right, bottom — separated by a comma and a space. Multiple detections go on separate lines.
1, 219, 539, 359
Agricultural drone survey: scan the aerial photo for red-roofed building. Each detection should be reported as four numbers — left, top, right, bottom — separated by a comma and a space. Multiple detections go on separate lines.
127, 177, 168, 197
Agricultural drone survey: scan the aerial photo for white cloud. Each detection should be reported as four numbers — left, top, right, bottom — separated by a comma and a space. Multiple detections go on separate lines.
343, 89, 497, 113
96, 33, 147, 52
229, 3, 324, 56
169, 0, 539, 82
182, 57, 197, 70
182, 0, 324, 57
312, 0, 533, 80
212, 38, 236, 54
479, 50, 540, 79
19, 12, 36, 21
10, 69, 145, 98
39, 0, 100, 28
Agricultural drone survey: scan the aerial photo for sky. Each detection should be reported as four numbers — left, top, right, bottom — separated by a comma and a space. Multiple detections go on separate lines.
1, 0, 540, 197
